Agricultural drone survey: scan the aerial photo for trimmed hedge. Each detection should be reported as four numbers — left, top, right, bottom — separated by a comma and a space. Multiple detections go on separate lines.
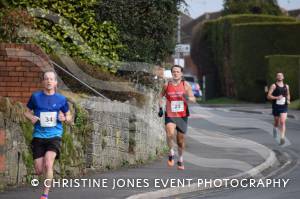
223, 0, 282, 16
231, 22, 300, 102
265, 55, 300, 101
191, 14, 298, 101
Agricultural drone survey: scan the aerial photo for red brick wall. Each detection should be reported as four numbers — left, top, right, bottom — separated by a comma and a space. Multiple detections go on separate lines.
0, 43, 52, 103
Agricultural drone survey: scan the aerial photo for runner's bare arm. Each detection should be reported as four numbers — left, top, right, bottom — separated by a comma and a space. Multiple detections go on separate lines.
58, 110, 72, 124
159, 83, 167, 108
65, 111, 73, 123
267, 84, 278, 100
286, 84, 291, 104
24, 108, 39, 124
185, 82, 196, 103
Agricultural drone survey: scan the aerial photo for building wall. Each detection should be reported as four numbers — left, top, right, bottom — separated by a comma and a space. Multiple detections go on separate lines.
0, 43, 52, 104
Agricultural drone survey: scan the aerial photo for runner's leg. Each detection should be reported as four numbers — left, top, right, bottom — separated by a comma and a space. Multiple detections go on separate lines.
42, 151, 57, 196
273, 116, 280, 138
279, 113, 287, 145
274, 116, 280, 127
34, 157, 44, 175
166, 123, 176, 166
176, 131, 185, 170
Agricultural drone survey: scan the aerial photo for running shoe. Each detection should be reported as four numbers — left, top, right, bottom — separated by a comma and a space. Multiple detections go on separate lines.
40, 195, 48, 199
280, 137, 285, 145
177, 161, 185, 170
167, 155, 174, 167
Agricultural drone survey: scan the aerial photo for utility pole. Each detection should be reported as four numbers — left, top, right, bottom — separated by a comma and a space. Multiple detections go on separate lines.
203, 75, 206, 101
177, 15, 181, 44
299, 58, 300, 107
175, 15, 181, 66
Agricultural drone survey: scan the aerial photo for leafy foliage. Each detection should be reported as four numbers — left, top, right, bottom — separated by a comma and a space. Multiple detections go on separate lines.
0, 8, 34, 43
96, 0, 185, 63
2, 0, 122, 70
231, 22, 300, 102
266, 55, 300, 101
223, 0, 282, 15
191, 14, 299, 101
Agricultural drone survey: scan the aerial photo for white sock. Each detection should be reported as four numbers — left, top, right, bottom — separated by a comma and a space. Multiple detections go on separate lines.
178, 155, 183, 162
170, 149, 174, 156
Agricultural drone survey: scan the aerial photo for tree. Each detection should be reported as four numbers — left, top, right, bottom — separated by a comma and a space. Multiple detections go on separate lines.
96, 0, 185, 63
223, 0, 282, 15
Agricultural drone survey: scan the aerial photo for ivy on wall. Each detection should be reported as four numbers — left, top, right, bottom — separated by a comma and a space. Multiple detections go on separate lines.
1, 0, 122, 71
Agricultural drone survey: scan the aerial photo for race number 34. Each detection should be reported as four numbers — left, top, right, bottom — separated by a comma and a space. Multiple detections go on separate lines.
40, 112, 57, 127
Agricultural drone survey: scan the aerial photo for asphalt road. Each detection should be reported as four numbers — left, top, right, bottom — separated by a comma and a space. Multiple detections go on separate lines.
173, 104, 300, 199
1, 103, 299, 199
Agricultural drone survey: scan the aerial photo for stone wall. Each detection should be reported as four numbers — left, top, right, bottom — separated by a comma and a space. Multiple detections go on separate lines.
81, 93, 165, 169
0, 99, 31, 189
0, 90, 165, 189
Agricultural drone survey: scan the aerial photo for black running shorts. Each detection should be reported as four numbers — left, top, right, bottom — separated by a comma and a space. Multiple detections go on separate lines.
272, 105, 288, 117
31, 137, 62, 160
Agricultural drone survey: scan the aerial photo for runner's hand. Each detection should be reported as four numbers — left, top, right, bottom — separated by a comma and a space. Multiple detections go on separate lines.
184, 95, 189, 101
30, 116, 39, 124
158, 107, 164, 117
58, 111, 66, 122
277, 95, 283, 100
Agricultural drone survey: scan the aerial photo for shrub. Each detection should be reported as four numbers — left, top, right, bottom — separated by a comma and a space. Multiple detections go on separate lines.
231, 22, 300, 101
191, 14, 298, 101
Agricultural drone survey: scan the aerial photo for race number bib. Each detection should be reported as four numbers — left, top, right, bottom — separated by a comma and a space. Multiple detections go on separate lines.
40, 112, 57, 127
171, 101, 184, 113
276, 97, 286, 105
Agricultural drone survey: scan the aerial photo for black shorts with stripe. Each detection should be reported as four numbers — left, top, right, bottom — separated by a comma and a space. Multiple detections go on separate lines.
165, 117, 188, 134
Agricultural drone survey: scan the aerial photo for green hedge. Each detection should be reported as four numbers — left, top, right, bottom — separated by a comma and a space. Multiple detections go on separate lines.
223, 0, 282, 16
231, 22, 300, 102
265, 55, 300, 101
191, 14, 296, 99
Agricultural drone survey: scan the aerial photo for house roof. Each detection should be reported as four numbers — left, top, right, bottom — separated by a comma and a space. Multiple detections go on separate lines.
180, 12, 193, 27
288, 8, 300, 18
181, 11, 222, 43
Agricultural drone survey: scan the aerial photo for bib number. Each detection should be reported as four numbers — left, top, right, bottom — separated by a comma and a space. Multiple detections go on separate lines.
171, 101, 184, 113
40, 112, 57, 127
276, 97, 286, 105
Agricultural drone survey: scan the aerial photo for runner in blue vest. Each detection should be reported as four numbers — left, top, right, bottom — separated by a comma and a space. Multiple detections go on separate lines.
24, 71, 72, 199
267, 72, 290, 145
